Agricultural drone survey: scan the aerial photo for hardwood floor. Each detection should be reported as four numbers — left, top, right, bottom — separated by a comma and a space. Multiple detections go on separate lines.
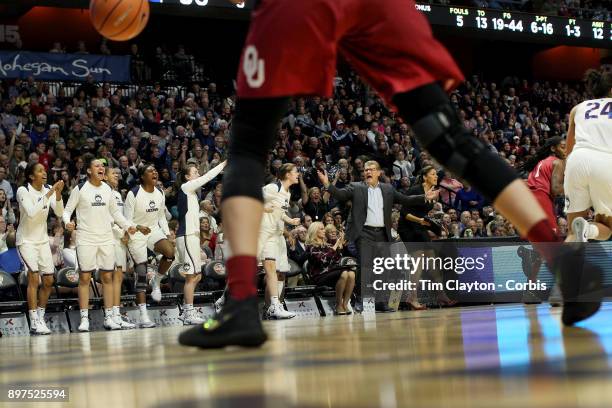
1, 303, 612, 408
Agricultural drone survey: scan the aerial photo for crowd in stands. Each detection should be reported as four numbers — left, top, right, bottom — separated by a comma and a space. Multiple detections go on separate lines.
0, 55, 591, 285
428, 0, 610, 20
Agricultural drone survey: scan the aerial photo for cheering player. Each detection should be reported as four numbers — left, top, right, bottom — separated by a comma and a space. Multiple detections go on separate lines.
63, 155, 136, 332
106, 167, 137, 329
124, 165, 174, 328
175, 160, 226, 325
259, 164, 300, 319
17, 163, 64, 335
180, 0, 602, 348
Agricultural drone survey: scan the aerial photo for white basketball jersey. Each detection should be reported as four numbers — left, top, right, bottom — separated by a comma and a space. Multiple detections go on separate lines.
574, 98, 612, 153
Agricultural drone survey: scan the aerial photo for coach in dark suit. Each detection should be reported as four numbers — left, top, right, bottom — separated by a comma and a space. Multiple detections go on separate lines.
318, 160, 437, 312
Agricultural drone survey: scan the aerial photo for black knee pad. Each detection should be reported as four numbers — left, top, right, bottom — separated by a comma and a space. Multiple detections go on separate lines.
223, 97, 290, 201
393, 85, 517, 200
135, 263, 147, 293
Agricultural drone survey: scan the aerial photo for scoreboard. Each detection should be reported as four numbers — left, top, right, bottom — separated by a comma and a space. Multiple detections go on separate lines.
417, 3, 611, 47
148, 0, 611, 47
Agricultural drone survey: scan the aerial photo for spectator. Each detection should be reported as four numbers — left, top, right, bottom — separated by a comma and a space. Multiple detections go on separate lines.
305, 222, 355, 314
454, 184, 484, 211
0, 167, 14, 200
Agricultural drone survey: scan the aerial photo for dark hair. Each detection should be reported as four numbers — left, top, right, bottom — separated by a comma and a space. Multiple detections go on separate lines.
278, 163, 296, 181
416, 165, 436, 185
24, 162, 43, 185
584, 69, 612, 98
176, 163, 197, 190
82, 153, 96, 170
518, 136, 563, 173
138, 163, 155, 183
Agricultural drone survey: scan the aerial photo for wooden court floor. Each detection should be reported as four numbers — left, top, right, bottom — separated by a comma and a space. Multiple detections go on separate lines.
2, 303, 612, 408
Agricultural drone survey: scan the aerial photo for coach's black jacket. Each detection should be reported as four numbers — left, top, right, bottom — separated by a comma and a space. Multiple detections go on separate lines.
327, 182, 425, 243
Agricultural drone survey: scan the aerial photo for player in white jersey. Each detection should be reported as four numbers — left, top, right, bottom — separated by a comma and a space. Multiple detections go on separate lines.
124, 164, 175, 328
564, 69, 612, 242
259, 164, 300, 319
63, 155, 137, 332
17, 163, 64, 335
175, 160, 226, 325
105, 167, 137, 329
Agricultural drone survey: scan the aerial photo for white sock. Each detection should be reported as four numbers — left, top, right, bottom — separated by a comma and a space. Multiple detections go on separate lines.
112, 306, 120, 317
80, 309, 89, 319
37, 307, 45, 320
138, 303, 147, 314
277, 281, 284, 297
29, 310, 38, 322
270, 296, 280, 306
587, 224, 599, 239
183, 303, 193, 311
104, 308, 113, 318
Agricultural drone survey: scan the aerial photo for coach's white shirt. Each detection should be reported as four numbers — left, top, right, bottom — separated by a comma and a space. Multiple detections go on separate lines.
124, 185, 170, 235
16, 184, 64, 246
63, 180, 132, 245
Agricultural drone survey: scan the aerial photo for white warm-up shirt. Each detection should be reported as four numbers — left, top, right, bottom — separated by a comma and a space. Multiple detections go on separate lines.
62, 180, 132, 245
16, 184, 64, 245
111, 189, 126, 242
262, 181, 292, 231
124, 185, 170, 235
177, 162, 225, 237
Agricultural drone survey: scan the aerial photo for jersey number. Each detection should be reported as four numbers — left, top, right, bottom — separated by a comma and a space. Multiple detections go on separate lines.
534, 162, 543, 178
585, 102, 612, 119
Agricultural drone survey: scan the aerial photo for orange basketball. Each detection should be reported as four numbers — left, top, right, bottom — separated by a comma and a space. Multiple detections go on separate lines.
89, 0, 150, 42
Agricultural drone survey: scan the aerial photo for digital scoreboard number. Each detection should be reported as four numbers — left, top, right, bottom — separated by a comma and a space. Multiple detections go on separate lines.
415, 4, 611, 46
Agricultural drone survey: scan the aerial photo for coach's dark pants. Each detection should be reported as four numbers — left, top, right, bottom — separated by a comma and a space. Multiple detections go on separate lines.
355, 226, 388, 300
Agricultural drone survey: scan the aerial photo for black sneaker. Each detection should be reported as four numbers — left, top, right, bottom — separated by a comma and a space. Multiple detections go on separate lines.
178, 296, 267, 348
552, 244, 603, 326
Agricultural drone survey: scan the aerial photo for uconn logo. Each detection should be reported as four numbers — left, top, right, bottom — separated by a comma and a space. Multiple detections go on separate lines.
91, 194, 106, 207
146, 200, 158, 213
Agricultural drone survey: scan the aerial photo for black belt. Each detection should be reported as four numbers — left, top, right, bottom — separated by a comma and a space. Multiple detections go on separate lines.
363, 226, 384, 231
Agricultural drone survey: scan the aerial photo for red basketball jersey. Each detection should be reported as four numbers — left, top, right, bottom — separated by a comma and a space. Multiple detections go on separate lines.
527, 156, 557, 197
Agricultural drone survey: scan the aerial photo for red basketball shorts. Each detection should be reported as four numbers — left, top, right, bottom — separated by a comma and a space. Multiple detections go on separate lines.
236, 0, 464, 103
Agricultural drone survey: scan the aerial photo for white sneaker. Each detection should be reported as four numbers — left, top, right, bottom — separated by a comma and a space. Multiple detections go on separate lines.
104, 317, 121, 331
572, 217, 589, 243
214, 295, 225, 313
182, 309, 205, 325
139, 314, 156, 328
114, 315, 136, 329
36, 318, 52, 335
267, 303, 296, 320
150, 275, 162, 302
78, 317, 90, 332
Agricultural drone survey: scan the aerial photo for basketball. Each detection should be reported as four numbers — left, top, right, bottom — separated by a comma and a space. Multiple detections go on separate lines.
89, 0, 150, 41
